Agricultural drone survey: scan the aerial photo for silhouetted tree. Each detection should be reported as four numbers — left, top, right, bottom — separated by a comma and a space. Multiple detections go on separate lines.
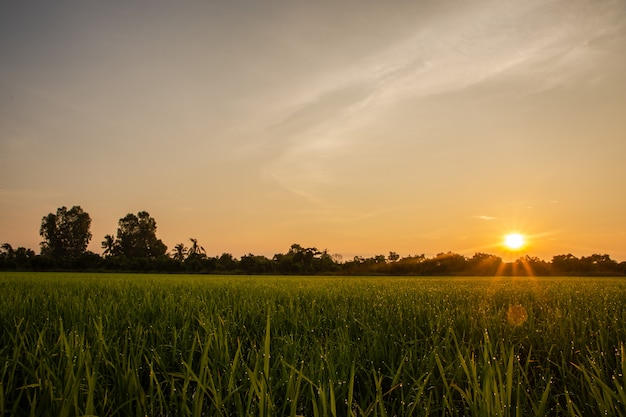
422, 252, 468, 275
318, 249, 339, 273
468, 253, 502, 275
513, 255, 550, 276
387, 254, 426, 274
101, 234, 116, 258
551, 254, 580, 275
0, 243, 15, 268
273, 244, 328, 274
1, 243, 15, 259
15, 247, 36, 267
580, 254, 619, 275
240, 253, 274, 274
186, 238, 206, 260
182, 238, 206, 272
373, 254, 387, 264
113, 211, 167, 259
217, 253, 237, 271
0, 243, 37, 270
171, 243, 187, 262
40, 206, 92, 258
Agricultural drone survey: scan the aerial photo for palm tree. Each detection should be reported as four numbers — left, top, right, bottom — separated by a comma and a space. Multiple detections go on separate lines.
101, 234, 116, 257
172, 243, 187, 262
187, 238, 206, 259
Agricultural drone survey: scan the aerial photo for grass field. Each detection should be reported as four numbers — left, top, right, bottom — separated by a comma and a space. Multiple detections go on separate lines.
1, 272, 625, 416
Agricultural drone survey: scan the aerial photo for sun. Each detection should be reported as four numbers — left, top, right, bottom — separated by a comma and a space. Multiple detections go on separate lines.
503, 233, 525, 250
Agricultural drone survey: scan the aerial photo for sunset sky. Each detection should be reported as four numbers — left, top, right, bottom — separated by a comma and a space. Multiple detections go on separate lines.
1, 0, 626, 261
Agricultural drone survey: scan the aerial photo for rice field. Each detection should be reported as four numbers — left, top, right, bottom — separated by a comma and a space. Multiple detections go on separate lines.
1, 272, 625, 416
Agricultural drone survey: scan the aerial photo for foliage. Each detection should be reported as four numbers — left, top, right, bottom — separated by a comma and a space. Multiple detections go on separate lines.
272, 244, 338, 274
0, 244, 35, 270
1, 273, 626, 416
3, 205, 626, 274
3, 238, 626, 275
109, 211, 167, 259
39, 206, 92, 258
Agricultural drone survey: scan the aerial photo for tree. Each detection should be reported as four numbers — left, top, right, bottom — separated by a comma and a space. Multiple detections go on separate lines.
113, 211, 167, 259
186, 238, 206, 260
0, 244, 36, 269
422, 252, 467, 275
182, 238, 207, 272
217, 253, 237, 271
514, 255, 550, 276
240, 253, 274, 274
273, 244, 319, 274
101, 234, 116, 257
40, 206, 92, 258
272, 244, 338, 274
580, 254, 619, 275
171, 243, 188, 262
388, 254, 426, 274
373, 254, 387, 264
468, 253, 502, 275
1, 243, 15, 259
551, 254, 580, 275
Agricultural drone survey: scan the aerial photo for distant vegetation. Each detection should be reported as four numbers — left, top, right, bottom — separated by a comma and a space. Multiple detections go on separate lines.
2, 273, 626, 416
1, 205, 625, 275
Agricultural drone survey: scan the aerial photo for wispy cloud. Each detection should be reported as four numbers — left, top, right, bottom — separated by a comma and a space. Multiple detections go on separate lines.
474, 215, 497, 221
260, 0, 625, 204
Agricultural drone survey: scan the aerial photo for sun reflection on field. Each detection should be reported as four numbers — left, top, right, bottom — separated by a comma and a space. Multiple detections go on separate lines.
506, 303, 528, 326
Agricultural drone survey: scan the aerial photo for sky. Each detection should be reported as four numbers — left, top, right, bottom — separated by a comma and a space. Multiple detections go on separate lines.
1, 0, 626, 262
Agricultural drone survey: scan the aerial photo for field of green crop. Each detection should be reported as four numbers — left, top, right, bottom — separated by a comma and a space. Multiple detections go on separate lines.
1, 272, 625, 416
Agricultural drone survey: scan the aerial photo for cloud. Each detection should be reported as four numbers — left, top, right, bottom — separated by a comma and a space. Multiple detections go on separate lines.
367, 0, 624, 100
474, 215, 497, 221
259, 0, 626, 204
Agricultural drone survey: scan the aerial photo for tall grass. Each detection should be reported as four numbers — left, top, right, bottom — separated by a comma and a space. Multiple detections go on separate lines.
1, 273, 625, 416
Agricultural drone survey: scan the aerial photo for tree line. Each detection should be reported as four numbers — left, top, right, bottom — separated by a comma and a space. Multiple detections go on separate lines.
1, 205, 625, 276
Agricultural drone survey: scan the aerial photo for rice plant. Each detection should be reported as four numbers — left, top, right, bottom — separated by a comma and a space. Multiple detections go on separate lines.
1, 272, 625, 416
